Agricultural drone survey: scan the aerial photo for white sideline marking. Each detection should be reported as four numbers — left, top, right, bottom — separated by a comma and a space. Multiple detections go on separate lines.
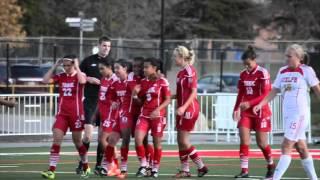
0, 166, 19, 168
0, 170, 310, 179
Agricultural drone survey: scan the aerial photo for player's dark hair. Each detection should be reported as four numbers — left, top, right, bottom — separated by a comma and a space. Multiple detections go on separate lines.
63, 54, 77, 59
99, 59, 113, 68
99, 36, 111, 44
144, 57, 161, 71
133, 57, 145, 63
241, 45, 257, 61
62, 54, 77, 63
115, 59, 132, 73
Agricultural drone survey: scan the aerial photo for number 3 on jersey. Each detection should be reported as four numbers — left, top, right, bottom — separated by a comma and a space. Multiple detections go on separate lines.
62, 87, 72, 96
100, 92, 106, 101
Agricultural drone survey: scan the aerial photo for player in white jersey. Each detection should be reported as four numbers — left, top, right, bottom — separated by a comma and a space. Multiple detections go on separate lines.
254, 44, 320, 180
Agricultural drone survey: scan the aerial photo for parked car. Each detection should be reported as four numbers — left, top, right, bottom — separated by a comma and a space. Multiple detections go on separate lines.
197, 73, 240, 94
10, 63, 53, 93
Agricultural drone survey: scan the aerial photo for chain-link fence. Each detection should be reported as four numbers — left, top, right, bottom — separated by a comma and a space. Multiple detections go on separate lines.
1, 37, 320, 93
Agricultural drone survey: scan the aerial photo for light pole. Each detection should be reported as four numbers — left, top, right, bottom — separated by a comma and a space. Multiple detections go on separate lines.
65, 12, 97, 61
160, 0, 165, 73
79, 11, 84, 61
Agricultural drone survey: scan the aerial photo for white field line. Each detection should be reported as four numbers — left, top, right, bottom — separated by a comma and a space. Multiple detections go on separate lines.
0, 170, 311, 180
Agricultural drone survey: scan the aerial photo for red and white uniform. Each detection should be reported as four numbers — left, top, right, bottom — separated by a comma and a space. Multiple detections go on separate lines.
176, 65, 200, 131
234, 65, 272, 132
53, 72, 85, 133
136, 77, 171, 137
110, 73, 137, 133
273, 65, 319, 141
98, 74, 119, 133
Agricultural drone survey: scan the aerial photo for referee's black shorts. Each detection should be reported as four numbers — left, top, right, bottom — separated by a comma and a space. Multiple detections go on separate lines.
83, 97, 100, 126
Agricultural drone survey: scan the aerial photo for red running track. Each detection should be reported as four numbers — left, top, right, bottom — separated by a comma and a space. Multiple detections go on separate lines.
126, 149, 320, 160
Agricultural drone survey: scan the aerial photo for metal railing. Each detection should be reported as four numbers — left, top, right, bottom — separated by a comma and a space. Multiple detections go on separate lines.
0, 93, 312, 144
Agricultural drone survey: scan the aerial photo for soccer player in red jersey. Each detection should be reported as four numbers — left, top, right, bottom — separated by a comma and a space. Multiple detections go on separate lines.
133, 58, 171, 178
96, 60, 121, 176
41, 55, 90, 179
103, 59, 135, 178
233, 46, 275, 179
173, 46, 208, 178
132, 57, 155, 174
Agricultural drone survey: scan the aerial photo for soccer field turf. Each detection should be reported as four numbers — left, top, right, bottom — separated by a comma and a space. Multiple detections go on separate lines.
0, 144, 319, 180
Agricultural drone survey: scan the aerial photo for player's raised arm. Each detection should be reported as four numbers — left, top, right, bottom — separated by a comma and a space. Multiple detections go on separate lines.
42, 59, 61, 84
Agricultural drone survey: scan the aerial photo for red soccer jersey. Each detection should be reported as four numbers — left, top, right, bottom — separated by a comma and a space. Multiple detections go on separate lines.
176, 65, 198, 107
234, 65, 271, 118
138, 77, 171, 118
53, 72, 85, 116
98, 74, 118, 108
109, 73, 137, 113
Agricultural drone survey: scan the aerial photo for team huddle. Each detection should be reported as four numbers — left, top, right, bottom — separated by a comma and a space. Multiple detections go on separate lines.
40, 36, 320, 180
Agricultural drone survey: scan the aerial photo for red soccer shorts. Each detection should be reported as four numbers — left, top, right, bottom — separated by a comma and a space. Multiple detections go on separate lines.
135, 116, 166, 137
112, 110, 133, 133
53, 113, 84, 134
100, 108, 118, 133
237, 116, 271, 132
175, 104, 199, 132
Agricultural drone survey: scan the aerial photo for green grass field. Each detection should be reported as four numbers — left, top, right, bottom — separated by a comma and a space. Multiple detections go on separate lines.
0, 144, 319, 180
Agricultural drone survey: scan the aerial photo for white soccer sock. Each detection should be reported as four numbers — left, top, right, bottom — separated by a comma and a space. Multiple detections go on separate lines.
273, 155, 291, 180
301, 156, 318, 180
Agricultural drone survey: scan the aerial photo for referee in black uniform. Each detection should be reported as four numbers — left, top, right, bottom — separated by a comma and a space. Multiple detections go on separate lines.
77, 36, 113, 174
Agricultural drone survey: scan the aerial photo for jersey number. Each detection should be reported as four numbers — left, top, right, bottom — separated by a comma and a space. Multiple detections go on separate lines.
62, 88, 72, 96
246, 87, 253, 95
100, 92, 106, 101
290, 122, 297, 129
146, 93, 152, 101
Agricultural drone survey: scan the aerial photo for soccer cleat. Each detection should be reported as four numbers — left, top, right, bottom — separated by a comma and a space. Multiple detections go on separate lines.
94, 165, 102, 175
98, 167, 108, 176
234, 171, 249, 178
136, 166, 148, 177
75, 160, 83, 174
265, 164, 275, 179
173, 170, 191, 178
108, 166, 121, 177
117, 170, 128, 179
41, 170, 55, 180
146, 167, 152, 177
198, 166, 209, 177
151, 171, 159, 178
80, 167, 91, 179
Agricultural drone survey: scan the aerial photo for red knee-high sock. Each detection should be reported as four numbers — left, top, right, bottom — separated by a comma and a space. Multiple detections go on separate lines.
103, 145, 114, 169
240, 144, 249, 173
153, 148, 162, 172
187, 146, 204, 169
146, 144, 154, 167
113, 149, 119, 168
120, 146, 129, 171
78, 145, 88, 171
179, 149, 190, 172
261, 145, 274, 168
49, 144, 60, 172
136, 145, 147, 167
